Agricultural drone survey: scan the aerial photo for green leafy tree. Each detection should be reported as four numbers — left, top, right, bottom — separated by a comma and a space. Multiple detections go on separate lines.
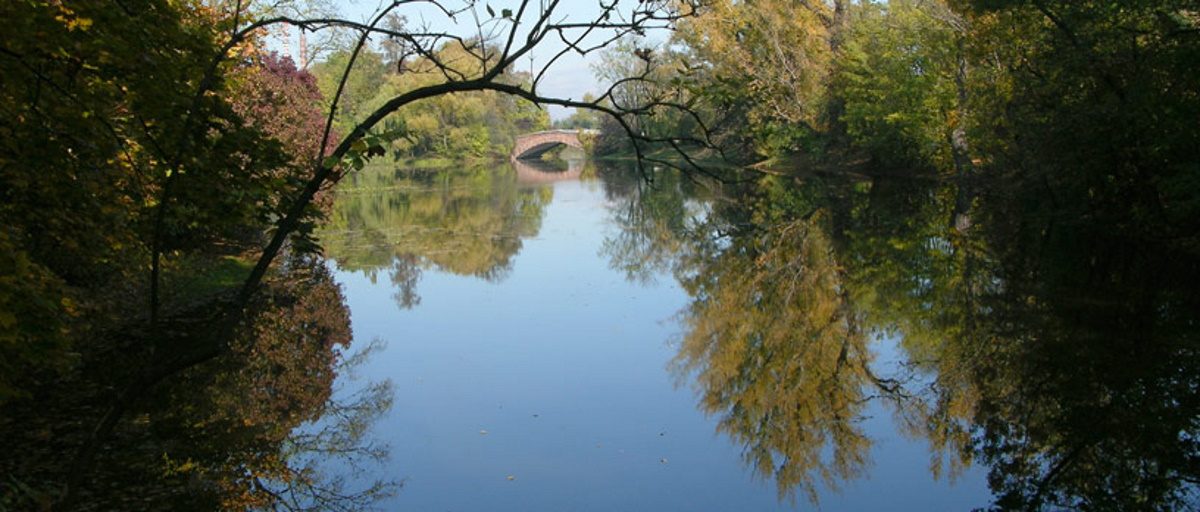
312, 40, 550, 159
555, 94, 606, 130
670, 0, 848, 156
956, 0, 1200, 244
836, 0, 972, 170
311, 46, 388, 134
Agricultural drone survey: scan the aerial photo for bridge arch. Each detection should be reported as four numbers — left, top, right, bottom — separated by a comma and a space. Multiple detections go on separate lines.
510, 129, 597, 161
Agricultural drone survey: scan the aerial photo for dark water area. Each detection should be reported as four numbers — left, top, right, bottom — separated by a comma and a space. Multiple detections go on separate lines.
313, 157, 1200, 511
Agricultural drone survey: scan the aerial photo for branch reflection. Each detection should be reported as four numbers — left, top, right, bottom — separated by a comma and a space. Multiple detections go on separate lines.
321, 162, 553, 309
604, 167, 1200, 509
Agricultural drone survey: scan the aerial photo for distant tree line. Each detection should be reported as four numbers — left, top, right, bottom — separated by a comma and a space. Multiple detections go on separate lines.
310, 32, 550, 160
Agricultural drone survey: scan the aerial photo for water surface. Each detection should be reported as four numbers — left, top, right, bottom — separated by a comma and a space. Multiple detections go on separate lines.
321, 161, 992, 511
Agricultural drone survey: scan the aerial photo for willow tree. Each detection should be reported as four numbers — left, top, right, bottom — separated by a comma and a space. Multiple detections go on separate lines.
671, 0, 848, 155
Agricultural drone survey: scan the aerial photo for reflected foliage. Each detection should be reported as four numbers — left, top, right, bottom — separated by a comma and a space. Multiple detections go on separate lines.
320, 162, 552, 308
667, 178, 882, 504
138, 262, 394, 510
846, 174, 1200, 510
597, 163, 714, 284
945, 189, 1200, 510
616, 166, 1200, 509
0, 262, 395, 510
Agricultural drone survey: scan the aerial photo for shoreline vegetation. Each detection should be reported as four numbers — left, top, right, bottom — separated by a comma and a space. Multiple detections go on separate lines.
3, 0, 1198, 509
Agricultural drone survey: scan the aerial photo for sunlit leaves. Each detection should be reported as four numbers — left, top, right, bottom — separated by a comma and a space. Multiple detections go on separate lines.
835, 0, 964, 168
671, 0, 839, 154
312, 43, 549, 159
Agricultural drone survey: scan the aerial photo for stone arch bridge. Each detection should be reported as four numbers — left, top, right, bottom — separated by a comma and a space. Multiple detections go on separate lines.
510, 129, 598, 161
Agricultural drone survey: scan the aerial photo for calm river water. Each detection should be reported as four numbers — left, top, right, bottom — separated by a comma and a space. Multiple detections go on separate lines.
3, 149, 1194, 511
319, 159, 993, 511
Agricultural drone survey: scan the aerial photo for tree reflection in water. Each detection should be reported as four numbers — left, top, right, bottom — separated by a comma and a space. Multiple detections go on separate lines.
673, 210, 877, 504
934, 192, 1200, 510
321, 163, 553, 309
137, 264, 393, 508
0, 261, 396, 510
603, 165, 1200, 510
597, 162, 712, 285
137, 261, 397, 510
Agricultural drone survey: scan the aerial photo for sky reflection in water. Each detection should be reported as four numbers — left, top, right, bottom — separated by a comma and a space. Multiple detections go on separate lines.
323, 162, 990, 511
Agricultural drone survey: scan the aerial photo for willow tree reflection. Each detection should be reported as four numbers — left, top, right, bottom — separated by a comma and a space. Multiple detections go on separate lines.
839, 176, 999, 480
623, 168, 1200, 509
665, 177, 893, 504
321, 163, 552, 308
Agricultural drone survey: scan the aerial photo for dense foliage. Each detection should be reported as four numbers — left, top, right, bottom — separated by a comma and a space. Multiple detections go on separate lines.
311, 43, 549, 160
0, 0, 364, 507
597, 0, 1199, 224
0, 0, 331, 404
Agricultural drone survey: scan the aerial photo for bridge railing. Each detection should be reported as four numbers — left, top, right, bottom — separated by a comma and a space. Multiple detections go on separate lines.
517, 129, 600, 139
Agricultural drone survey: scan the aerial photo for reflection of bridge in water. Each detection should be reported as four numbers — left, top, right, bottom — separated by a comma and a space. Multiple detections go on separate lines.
513, 157, 584, 184
511, 129, 598, 161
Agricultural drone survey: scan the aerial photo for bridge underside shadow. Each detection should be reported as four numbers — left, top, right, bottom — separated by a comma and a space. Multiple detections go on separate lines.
514, 142, 568, 160
511, 129, 595, 161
